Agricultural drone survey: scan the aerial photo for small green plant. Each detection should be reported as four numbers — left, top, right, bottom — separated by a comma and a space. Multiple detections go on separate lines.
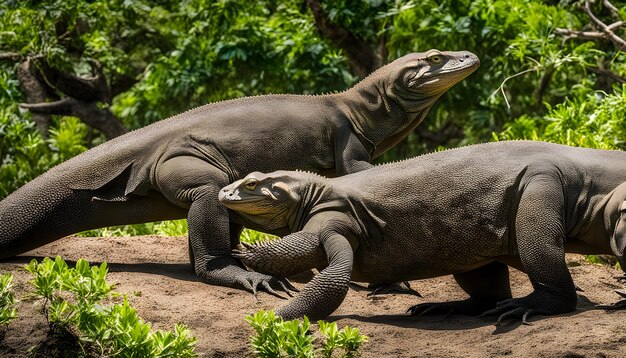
0, 273, 17, 327
79, 223, 157, 237
584, 254, 620, 268
25, 256, 197, 357
240, 229, 278, 245
154, 219, 189, 236
246, 310, 368, 358
318, 321, 368, 358
79, 221, 276, 244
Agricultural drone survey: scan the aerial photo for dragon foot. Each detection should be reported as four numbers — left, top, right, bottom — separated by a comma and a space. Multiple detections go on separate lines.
481, 299, 536, 325
201, 256, 298, 298
368, 281, 421, 298
408, 298, 496, 317
596, 290, 626, 310
481, 289, 576, 325
235, 271, 299, 299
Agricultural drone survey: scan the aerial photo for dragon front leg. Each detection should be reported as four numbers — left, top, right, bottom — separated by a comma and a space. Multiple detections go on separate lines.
482, 174, 577, 325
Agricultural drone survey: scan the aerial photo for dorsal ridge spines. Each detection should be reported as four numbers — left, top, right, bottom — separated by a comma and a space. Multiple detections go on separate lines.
372, 140, 542, 168
293, 169, 326, 180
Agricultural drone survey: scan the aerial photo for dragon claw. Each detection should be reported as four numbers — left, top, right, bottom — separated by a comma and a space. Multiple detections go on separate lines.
417, 305, 436, 316
406, 301, 460, 317
260, 281, 286, 299
595, 290, 626, 310
482, 298, 536, 325
236, 271, 296, 299
615, 290, 626, 299
368, 281, 422, 298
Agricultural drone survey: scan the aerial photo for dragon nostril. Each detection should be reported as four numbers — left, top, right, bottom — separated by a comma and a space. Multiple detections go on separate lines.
465, 53, 470, 58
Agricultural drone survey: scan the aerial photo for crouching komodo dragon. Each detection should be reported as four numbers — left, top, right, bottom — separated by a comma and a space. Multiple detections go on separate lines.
220, 141, 626, 321
0, 50, 479, 295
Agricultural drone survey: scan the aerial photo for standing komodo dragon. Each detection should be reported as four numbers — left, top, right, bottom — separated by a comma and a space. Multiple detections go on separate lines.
0, 50, 479, 294
220, 141, 626, 321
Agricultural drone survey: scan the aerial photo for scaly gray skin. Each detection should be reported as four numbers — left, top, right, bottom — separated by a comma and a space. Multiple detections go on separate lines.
0, 50, 479, 295
220, 141, 626, 321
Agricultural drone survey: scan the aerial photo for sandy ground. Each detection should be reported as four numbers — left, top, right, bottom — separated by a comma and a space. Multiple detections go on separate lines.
0, 235, 624, 357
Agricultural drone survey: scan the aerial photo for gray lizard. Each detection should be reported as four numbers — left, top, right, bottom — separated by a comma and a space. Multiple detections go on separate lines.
220, 141, 626, 321
0, 50, 479, 295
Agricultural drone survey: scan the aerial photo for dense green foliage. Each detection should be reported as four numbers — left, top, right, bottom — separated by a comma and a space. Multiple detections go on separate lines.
496, 84, 626, 149
25, 256, 197, 356
246, 310, 368, 357
1, 0, 626, 234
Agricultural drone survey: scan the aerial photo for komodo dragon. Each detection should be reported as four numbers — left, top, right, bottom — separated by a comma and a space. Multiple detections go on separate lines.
0, 50, 479, 295
220, 141, 626, 321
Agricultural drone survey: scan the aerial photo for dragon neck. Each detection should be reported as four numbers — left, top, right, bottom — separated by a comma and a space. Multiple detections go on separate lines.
340, 74, 439, 159
290, 178, 330, 232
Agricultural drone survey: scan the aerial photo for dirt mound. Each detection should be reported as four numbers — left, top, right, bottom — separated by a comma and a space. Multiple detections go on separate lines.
0, 235, 624, 357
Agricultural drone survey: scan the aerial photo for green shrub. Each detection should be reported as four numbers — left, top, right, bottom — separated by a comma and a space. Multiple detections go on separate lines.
246, 310, 368, 358
25, 256, 197, 357
495, 84, 626, 150
0, 273, 17, 327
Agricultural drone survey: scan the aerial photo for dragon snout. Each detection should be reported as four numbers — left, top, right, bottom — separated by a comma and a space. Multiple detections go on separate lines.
218, 187, 241, 202
458, 51, 480, 67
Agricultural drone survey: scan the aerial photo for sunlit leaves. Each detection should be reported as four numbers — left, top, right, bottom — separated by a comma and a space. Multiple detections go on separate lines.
246, 310, 368, 358
26, 256, 197, 356
0, 273, 17, 326
496, 85, 626, 150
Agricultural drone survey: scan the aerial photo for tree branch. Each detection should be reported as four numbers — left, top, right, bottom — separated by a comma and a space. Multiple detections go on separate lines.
36, 60, 112, 103
17, 58, 52, 137
603, 0, 621, 20
588, 66, 626, 83
554, 28, 609, 41
19, 98, 75, 115
584, 0, 626, 50
306, 0, 381, 77
20, 98, 127, 139
0, 52, 21, 61
555, 21, 624, 41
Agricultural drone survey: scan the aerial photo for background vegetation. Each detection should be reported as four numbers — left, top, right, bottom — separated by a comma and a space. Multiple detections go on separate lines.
1, 0, 626, 228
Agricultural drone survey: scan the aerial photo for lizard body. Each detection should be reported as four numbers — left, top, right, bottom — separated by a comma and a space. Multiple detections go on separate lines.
221, 141, 626, 320
0, 50, 479, 293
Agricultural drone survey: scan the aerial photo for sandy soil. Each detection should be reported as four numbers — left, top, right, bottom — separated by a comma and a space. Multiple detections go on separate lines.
0, 235, 624, 357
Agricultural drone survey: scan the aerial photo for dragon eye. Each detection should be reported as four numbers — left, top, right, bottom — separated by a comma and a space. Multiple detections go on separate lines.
429, 55, 443, 64
244, 178, 258, 191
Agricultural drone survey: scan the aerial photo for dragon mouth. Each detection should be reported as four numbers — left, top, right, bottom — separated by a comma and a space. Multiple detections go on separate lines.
218, 188, 268, 211
423, 59, 479, 79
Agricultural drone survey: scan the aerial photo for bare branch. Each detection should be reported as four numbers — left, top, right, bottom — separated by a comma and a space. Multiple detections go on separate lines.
588, 66, 626, 83
20, 98, 127, 139
17, 58, 52, 136
19, 98, 74, 115
607, 21, 626, 31
585, 0, 626, 50
554, 28, 608, 41
490, 67, 540, 110
35, 60, 112, 103
603, 0, 621, 20
0, 52, 21, 61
